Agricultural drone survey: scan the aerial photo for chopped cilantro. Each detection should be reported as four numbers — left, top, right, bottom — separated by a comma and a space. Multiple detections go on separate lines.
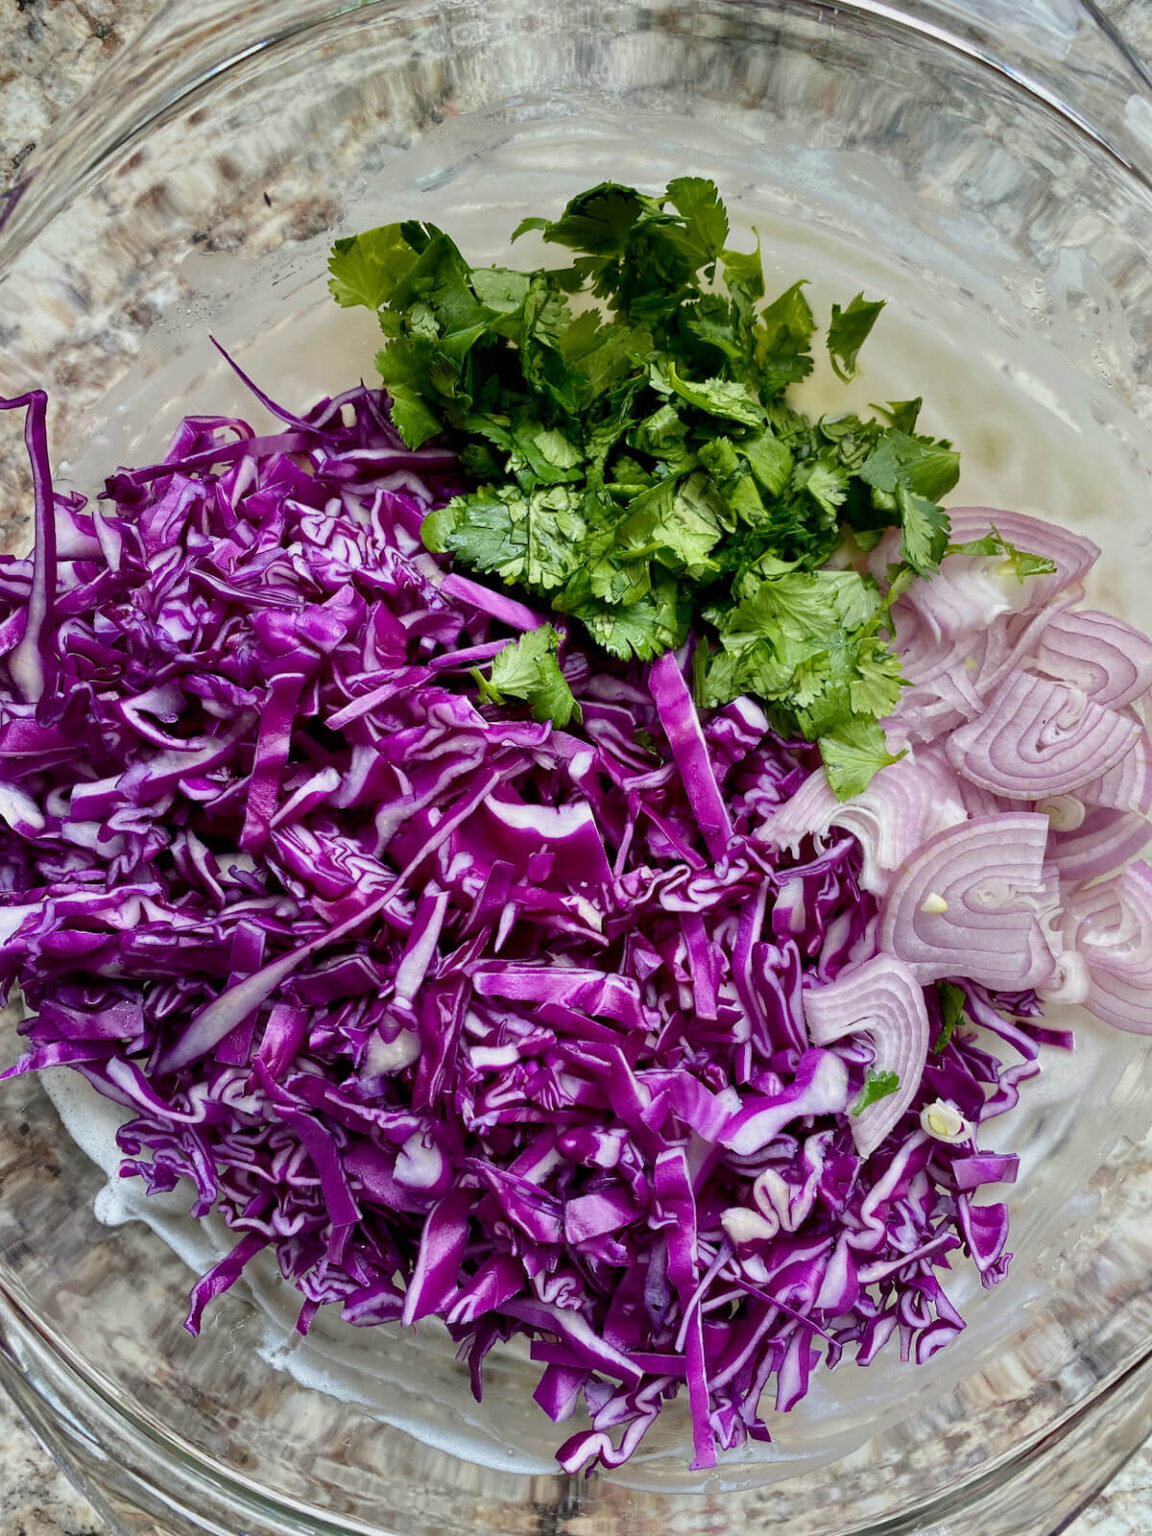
852, 1069, 901, 1116
946, 525, 1059, 582
328, 226, 418, 310
328, 180, 1039, 798
827, 292, 886, 382
472, 625, 581, 728
896, 483, 951, 577
934, 982, 968, 1054
818, 718, 905, 800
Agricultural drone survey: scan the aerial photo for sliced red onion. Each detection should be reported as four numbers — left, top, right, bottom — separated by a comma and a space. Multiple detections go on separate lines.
870, 509, 1101, 753
878, 813, 1056, 989
1038, 950, 1091, 1007
821, 750, 983, 896
870, 506, 1098, 626
945, 671, 1140, 798
762, 749, 993, 897
758, 770, 838, 855
1078, 721, 1152, 815
1037, 794, 1085, 832
803, 954, 929, 1158
1048, 806, 1152, 886
890, 676, 978, 746
886, 594, 1078, 748
1062, 860, 1152, 1033
1032, 608, 1152, 710
893, 592, 1002, 680
880, 602, 989, 746
871, 542, 1016, 640
943, 507, 1100, 600
974, 592, 1081, 698
919, 1099, 973, 1144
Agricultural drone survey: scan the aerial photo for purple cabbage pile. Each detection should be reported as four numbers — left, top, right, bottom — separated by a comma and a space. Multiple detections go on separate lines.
0, 379, 1068, 1472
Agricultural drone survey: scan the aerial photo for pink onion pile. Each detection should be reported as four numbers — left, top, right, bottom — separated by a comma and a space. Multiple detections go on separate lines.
767, 507, 1152, 1047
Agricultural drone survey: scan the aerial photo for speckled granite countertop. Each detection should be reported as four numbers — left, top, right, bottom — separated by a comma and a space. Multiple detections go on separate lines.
2, 2, 1152, 1533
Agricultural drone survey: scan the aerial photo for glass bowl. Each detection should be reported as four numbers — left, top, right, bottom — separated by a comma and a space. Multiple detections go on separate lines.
2, 1, 1152, 1532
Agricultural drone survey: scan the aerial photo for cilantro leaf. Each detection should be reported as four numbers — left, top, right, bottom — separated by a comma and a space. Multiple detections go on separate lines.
616, 471, 730, 579
721, 237, 765, 308
696, 436, 741, 481
681, 294, 748, 371
561, 572, 689, 662
934, 982, 968, 1054
818, 717, 905, 799
946, 526, 1058, 582
473, 625, 581, 727
723, 567, 882, 647
852, 1069, 901, 1116
470, 265, 532, 314
660, 363, 767, 427
794, 455, 849, 519
858, 428, 960, 504
848, 638, 907, 718
629, 402, 692, 460
422, 484, 590, 590
872, 398, 923, 434
754, 281, 816, 396
664, 176, 729, 264
510, 215, 551, 242
377, 380, 443, 449
328, 225, 420, 310
896, 483, 950, 576
700, 640, 796, 712
739, 430, 793, 498
827, 292, 885, 382
530, 182, 664, 255
560, 314, 652, 402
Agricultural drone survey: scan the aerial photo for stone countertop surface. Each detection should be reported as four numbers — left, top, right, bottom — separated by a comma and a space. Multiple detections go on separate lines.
2, 1, 1152, 1534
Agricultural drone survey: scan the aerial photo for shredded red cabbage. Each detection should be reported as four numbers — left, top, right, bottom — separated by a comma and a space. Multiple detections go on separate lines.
0, 375, 1136, 1474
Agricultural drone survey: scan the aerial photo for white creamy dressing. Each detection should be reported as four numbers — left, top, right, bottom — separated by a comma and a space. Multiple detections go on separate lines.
41, 109, 1152, 1485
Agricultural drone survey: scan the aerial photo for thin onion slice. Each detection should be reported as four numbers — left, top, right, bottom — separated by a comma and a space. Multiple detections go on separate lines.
826, 748, 996, 897
878, 813, 1056, 989
943, 508, 1100, 600
761, 748, 999, 897
1048, 806, 1152, 886
1033, 607, 1152, 710
1079, 721, 1152, 815
1062, 860, 1152, 1033
869, 506, 1098, 617
803, 953, 930, 1158
890, 674, 979, 746
945, 671, 1139, 798
889, 568, 1014, 651
758, 769, 839, 855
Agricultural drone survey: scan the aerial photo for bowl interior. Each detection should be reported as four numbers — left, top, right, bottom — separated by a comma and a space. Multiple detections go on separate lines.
2, 2, 1152, 1532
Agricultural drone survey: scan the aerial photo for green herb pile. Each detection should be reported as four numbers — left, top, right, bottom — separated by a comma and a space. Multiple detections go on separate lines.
329, 179, 967, 796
